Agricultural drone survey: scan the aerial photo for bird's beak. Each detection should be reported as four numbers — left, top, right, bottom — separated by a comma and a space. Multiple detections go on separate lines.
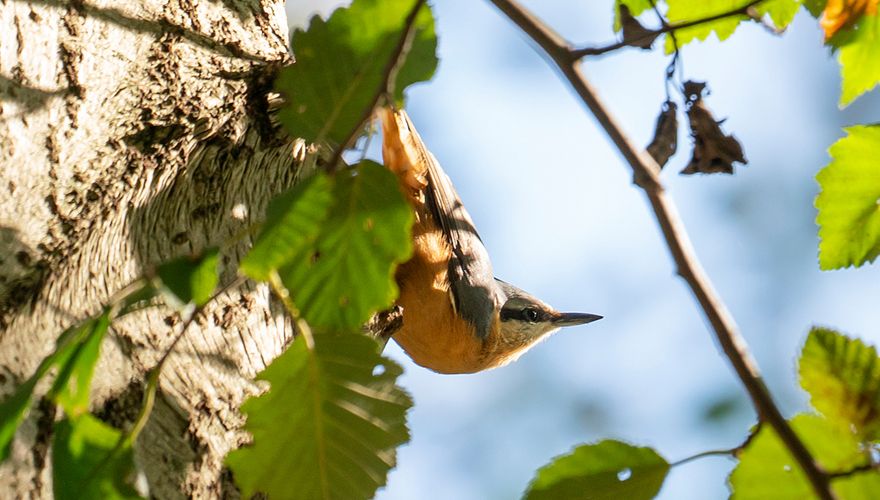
552, 312, 603, 327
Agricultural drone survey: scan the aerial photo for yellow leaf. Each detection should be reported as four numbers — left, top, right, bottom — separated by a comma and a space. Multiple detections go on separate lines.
821, 0, 879, 40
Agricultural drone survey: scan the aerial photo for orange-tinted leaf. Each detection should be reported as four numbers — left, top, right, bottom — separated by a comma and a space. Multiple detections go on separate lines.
821, 0, 879, 40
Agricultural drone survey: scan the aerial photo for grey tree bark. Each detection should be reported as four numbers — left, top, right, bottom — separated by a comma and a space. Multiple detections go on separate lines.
0, 0, 306, 497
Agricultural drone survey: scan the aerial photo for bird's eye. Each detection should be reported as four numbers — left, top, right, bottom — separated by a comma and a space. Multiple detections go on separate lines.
523, 308, 539, 322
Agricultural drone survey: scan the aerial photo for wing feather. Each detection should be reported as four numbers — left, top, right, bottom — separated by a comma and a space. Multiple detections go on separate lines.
382, 109, 501, 339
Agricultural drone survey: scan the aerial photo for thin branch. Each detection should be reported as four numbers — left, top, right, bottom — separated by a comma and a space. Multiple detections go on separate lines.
152, 275, 247, 371
327, 0, 426, 173
570, 0, 765, 59
485, 1, 834, 499
671, 447, 739, 468
143, 275, 245, 402
828, 462, 878, 479
268, 270, 316, 350
104, 275, 246, 464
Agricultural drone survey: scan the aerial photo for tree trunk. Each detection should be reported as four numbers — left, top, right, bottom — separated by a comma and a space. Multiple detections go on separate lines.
0, 0, 303, 496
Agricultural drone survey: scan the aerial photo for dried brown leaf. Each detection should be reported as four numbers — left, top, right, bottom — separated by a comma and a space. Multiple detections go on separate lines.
620, 5, 659, 49
681, 81, 747, 175
646, 101, 679, 168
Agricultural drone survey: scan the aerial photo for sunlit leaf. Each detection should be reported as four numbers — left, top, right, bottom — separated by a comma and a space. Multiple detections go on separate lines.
664, 0, 800, 52
757, 0, 803, 28
833, 470, 880, 499
805, 0, 829, 17
838, 13, 880, 106
280, 161, 413, 330
155, 248, 219, 308
53, 415, 141, 500
1, 310, 112, 460
276, 0, 437, 145
730, 414, 873, 499
800, 327, 880, 439
240, 173, 334, 281
820, 0, 878, 39
0, 376, 41, 462
226, 333, 412, 500
815, 125, 880, 270
48, 312, 112, 416
525, 440, 669, 500
665, 0, 750, 51
118, 284, 158, 316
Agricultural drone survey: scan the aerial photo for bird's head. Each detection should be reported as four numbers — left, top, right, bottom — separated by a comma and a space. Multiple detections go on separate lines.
482, 280, 602, 368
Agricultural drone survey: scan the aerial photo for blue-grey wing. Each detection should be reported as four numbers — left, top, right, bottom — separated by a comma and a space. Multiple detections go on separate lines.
398, 112, 502, 339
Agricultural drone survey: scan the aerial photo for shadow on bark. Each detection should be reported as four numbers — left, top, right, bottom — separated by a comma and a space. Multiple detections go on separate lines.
17, 0, 273, 62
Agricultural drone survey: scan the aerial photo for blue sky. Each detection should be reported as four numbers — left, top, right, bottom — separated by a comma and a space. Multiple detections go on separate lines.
287, 2, 880, 498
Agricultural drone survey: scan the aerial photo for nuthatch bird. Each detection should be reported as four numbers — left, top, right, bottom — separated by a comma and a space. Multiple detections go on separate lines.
380, 108, 602, 374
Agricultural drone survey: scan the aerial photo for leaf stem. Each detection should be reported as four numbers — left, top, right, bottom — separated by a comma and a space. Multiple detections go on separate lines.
828, 462, 878, 479
114, 275, 246, 451
670, 447, 739, 468
570, 0, 766, 59
265, 273, 329, 495
268, 270, 315, 350
326, 0, 427, 174
485, 1, 834, 499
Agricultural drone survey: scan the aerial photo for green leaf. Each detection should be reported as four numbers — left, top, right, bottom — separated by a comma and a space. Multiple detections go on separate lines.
664, 0, 750, 51
839, 14, 880, 107
799, 327, 880, 439
226, 332, 412, 500
661, 0, 800, 51
803, 0, 826, 17
524, 440, 669, 500
815, 125, 880, 270
730, 414, 872, 499
240, 173, 334, 282
280, 161, 413, 330
833, 470, 880, 499
118, 284, 158, 316
0, 310, 112, 461
0, 376, 41, 462
242, 161, 412, 331
276, 0, 437, 145
53, 415, 141, 500
155, 248, 219, 308
48, 312, 112, 416
756, 0, 802, 29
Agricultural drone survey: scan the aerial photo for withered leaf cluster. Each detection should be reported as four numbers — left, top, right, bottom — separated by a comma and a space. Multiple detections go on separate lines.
646, 100, 678, 168
681, 80, 747, 175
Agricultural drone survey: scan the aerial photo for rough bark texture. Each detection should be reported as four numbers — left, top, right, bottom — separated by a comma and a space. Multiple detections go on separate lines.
0, 0, 305, 496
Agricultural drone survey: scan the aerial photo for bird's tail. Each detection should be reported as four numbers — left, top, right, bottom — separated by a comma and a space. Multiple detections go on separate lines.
380, 107, 431, 201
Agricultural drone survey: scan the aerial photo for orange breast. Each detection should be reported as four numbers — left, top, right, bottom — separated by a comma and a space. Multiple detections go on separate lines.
392, 219, 492, 374
380, 106, 496, 374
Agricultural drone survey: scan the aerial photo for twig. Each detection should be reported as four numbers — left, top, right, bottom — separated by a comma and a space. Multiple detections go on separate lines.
268, 271, 316, 350
154, 275, 247, 370
117, 276, 246, 448
828, 462, 878, 479
486, 1, 834, 499
671, 447, 739, 467
647, 0, 681, 103
670, 428, 760, 467
98, 275, 245, 472
570, 0, 765, 59
326, 0, 426, 173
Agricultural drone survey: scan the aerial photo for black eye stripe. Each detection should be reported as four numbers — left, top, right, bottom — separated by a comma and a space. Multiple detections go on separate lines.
500, 306, 546, 323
